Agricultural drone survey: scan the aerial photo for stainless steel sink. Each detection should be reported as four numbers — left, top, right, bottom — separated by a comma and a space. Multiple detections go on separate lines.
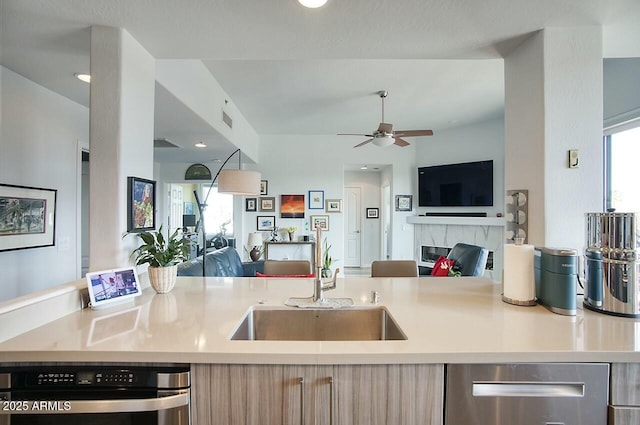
230, 306, 407, 341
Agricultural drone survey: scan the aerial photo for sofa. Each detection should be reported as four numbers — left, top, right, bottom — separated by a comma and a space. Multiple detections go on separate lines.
177, 246, 264, 277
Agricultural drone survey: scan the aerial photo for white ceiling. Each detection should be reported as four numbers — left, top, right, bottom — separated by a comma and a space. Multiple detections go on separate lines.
1, 0, 639, 162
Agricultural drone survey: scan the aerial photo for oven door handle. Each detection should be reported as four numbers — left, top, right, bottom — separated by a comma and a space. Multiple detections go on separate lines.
0, 389, 189, 414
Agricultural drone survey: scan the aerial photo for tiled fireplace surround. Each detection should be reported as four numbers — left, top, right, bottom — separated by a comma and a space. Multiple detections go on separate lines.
408, 216, 505, 281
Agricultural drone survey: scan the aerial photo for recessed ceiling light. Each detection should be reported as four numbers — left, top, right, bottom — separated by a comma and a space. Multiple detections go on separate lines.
74, 73, 91, 83
360, 165, 368, 170
298, 0, 328, 8
195, 142, 207, 148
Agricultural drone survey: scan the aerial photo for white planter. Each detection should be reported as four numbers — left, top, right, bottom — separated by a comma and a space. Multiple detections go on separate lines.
148, 265, 178, 294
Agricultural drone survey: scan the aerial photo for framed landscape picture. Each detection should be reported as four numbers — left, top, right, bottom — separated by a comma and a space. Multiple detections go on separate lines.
0, 183, 57, 252
310, 215, 329, 231
257, 215, 276, 231
366, 208, 379, 219
127, 177, 156, 232
325, 199, 342, 213
281, 194, 305, 218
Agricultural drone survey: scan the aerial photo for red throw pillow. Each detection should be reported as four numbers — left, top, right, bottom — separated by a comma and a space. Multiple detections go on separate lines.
256, 272, 315, 278
430, 256, 455, 277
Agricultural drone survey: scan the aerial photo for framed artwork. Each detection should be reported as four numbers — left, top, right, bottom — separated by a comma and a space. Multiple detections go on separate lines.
308, 190, 324, 209
257, 215, 276, 231
245, 197, 257, 212
310, 215, 329, 231
366, 208, 379, 219
325, 199, 342, 213
0, 183, 57, 252
281, 194, 305, 218
183, 202, 194, 215
259, 197, 275, 212
127, 177, 156, 232
260, 180, 269, 195
395, 195, 413, 212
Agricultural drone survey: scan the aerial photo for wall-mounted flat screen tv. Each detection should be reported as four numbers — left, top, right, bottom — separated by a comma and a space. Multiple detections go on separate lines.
418, 160, 493, 207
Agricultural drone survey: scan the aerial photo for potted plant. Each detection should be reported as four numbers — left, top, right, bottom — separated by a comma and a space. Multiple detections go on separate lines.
127, 226, 189, 293
321, 237, 337, 278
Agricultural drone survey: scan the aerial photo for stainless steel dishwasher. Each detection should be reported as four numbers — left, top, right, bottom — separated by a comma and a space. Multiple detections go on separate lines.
445, 363, 609, 425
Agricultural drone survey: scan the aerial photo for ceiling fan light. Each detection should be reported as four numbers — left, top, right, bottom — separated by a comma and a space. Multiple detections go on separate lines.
372, 137, 395, 147
298, 0, 328, 8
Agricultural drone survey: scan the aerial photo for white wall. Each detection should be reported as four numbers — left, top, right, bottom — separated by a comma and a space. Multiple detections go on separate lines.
414, 117, 506, 217
0, 66, 89, 301
244, 135, 417, 270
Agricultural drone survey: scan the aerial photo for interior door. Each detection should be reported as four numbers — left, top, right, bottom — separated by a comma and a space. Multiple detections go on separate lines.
169, 184, 184, 233
344, 186, 361, 267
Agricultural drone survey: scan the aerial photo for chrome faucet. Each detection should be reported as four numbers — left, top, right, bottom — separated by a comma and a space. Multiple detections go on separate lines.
312, 227, 340, 302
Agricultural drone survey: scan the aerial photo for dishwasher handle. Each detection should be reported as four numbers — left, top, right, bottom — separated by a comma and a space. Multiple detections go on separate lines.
0, 389, 189, 415
473, 382, 585, 398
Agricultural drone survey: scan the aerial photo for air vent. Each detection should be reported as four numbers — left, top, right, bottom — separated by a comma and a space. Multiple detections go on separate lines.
154, 138, 180, 148
222, 111, 233, 129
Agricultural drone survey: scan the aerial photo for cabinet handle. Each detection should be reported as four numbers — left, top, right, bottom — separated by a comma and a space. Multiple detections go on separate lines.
328, 376, 334, 425
298, 377, 305, 425
472, 382, 584, 397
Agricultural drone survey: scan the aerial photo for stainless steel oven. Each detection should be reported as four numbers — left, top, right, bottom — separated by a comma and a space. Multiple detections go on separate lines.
0, 365, 190, 424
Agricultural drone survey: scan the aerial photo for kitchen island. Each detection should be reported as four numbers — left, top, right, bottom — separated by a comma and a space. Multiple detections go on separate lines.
1, 276, 639, 424
0, 276, 638, 363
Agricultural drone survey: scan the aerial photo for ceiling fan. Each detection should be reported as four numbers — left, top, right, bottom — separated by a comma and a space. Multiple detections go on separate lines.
338, 90, 434, 148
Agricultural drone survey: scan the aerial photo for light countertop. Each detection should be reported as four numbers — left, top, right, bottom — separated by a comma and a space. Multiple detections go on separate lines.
1, 276, 639, 364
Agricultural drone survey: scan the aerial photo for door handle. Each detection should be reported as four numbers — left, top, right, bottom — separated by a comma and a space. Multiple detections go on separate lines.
0, 390, 190, 414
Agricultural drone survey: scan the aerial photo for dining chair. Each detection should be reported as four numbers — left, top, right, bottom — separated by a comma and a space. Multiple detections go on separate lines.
263, 260, 311, 276
371, 260, 418, 277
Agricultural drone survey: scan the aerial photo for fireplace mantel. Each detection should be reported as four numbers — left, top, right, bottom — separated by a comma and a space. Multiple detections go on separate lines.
407, 216, 506, 227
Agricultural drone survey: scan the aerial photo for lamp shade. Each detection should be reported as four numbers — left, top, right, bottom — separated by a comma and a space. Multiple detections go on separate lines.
217, 169, 261, 195
247, 232, 264, 248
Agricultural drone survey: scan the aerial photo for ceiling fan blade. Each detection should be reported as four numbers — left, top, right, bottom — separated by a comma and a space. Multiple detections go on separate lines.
353, 138, 374, 148
394, 129, 434, 137
338, 133, 375, 137
393, 137, 411, 147
377, 123, 393, 133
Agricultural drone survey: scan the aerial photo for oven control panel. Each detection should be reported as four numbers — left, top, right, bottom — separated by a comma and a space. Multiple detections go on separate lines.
14, 369, 152, 388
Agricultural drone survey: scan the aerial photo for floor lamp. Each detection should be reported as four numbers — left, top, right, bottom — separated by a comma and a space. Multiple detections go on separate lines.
194, 148, 260, 277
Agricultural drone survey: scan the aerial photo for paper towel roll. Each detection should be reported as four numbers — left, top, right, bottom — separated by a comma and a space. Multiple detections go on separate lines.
503, 243, 536, 303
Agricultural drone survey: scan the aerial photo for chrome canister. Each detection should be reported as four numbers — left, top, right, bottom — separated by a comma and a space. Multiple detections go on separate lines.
584, 212, 640, 317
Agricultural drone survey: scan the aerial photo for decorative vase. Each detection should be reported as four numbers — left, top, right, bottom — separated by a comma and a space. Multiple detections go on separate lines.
147, 265, 178, 294
289, 232, 295, 241
250, 247, 261, 262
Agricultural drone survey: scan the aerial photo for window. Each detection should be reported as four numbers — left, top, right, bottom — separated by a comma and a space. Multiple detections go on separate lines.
201, 185, 234, 237
605, 124, 640, 211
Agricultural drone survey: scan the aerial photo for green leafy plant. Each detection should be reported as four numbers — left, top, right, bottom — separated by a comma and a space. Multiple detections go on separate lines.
321, 237, 337, 278
126, 226, 189, 267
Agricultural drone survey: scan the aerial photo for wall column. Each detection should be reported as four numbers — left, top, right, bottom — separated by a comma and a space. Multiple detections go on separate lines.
505, 27, 603, 251
89, 26, 155, 270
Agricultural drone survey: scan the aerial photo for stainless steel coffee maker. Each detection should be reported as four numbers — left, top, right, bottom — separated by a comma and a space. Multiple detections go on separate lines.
584, 212, 640, 317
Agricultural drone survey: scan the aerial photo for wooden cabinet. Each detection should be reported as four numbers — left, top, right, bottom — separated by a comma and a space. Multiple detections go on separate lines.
191, 364, 444, 425
610, 363, 640, 424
